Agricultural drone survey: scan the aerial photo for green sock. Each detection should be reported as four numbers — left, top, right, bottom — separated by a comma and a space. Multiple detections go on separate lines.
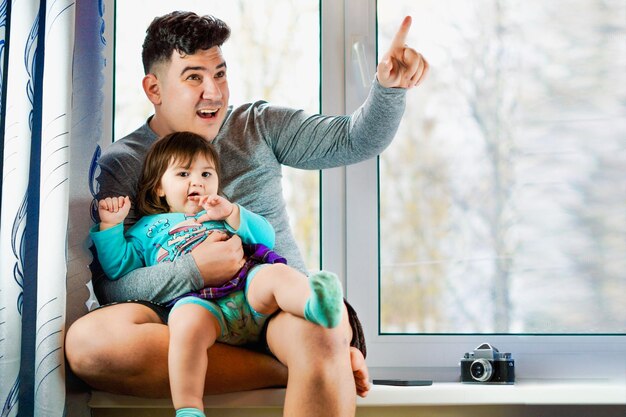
304, 271, 343, 328
176, 408, 205, 417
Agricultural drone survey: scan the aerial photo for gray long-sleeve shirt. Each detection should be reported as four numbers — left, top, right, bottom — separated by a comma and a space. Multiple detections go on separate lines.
93, 79, 406, 304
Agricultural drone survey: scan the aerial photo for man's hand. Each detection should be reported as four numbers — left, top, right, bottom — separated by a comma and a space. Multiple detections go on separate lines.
191, 232, 245, 287
377, 16, 429, 89
98, 196, 131, 231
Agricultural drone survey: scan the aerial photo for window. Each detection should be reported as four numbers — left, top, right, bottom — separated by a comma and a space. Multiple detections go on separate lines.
347, 0, 626, 378
114, 0, 321, 270
378, 0, 626, 335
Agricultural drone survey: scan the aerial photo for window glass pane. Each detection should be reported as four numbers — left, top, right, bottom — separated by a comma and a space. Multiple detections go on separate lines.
115, 1, 320, 270
378, 0, 626, 334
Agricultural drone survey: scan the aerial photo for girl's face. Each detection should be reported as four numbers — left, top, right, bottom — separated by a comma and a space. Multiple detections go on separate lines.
157, 153, 219, 214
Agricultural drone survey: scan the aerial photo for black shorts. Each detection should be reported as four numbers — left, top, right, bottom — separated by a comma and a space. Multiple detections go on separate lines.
94, 298, 367, 358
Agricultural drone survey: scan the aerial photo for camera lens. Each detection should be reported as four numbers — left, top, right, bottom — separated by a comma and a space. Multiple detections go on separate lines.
470, 359, 493, 382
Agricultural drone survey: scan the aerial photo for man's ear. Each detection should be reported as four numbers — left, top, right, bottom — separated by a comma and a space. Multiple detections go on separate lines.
143, 74, 161, 105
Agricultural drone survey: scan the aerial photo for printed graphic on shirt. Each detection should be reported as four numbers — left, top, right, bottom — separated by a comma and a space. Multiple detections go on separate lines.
149, 214, 229, 263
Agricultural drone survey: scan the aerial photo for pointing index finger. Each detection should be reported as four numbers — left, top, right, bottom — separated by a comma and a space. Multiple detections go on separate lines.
390, 16, 412, 48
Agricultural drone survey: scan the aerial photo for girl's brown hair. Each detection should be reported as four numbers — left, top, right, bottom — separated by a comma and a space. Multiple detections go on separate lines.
137, 131, 221, 216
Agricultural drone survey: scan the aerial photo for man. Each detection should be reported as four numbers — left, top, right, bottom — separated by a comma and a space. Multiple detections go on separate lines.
65, 11, 428, 417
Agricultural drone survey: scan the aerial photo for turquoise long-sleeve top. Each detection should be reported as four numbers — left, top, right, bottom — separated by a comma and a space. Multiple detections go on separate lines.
90, 205, 274, 281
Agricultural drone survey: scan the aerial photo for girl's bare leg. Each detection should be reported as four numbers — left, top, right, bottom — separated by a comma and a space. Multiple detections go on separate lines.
246, 264, 343, 328
168, 303, 221, 410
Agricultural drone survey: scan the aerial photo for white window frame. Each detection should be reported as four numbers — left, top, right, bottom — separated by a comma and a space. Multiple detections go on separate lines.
327, 0, 626, 381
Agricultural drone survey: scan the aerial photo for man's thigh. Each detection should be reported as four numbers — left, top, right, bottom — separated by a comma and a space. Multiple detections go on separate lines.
66, 300, 167, 358
88, 300, 168, 324
263, 300, 367, 363
264, 312, 312, 364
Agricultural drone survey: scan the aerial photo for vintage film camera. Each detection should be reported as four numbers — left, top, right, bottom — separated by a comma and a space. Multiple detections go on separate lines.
460, 343, 515, 384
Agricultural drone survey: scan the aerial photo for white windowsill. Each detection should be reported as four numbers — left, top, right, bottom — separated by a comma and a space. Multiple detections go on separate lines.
88, 380, 626, 409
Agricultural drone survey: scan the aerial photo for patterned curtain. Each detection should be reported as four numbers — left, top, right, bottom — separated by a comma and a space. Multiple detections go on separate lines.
0, 0, 111, 416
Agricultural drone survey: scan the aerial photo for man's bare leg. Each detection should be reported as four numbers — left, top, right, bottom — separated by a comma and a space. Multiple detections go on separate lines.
65, 303, 287, 397
266, 306, 357, 417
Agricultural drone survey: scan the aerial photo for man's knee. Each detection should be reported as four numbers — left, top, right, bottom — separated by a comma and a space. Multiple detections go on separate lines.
297, 315, 352, 359
266, 306, 352, 365
65, 316, 109, 377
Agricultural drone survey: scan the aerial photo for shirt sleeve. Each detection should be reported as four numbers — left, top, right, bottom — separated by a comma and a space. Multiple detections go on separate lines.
93, 254, 204, 304
261, 79, 407, 169
89, 223, 147, 280
95, 145, 144, 227
224, 205, 276, 249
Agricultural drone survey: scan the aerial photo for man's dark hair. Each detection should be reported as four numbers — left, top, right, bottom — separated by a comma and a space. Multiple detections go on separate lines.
142, 11, 231, 74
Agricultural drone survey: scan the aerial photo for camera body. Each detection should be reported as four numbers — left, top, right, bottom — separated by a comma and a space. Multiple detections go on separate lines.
460, 343, 515, 384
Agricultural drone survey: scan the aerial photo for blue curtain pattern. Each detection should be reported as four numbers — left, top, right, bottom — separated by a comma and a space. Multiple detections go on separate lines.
0, 0, 108, 416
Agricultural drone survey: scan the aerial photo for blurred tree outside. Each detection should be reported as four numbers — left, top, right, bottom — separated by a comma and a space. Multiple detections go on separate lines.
379, 0, 626, 334
230, 0, 320, 270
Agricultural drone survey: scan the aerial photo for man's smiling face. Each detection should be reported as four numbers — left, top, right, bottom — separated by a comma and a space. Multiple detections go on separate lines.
147, 46, 230, 141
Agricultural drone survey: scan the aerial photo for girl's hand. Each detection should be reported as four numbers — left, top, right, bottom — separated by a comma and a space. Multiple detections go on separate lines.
98, 196, 131, 230
191, 194, 234, 222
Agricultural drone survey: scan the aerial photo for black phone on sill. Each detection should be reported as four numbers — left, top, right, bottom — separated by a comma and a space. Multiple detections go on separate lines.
372, 379, 433, 386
